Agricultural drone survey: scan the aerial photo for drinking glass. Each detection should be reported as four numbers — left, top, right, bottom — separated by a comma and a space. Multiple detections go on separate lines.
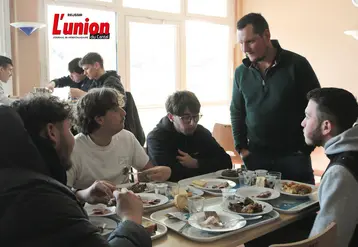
267, 171, 282, 191
188, 196, 205, 214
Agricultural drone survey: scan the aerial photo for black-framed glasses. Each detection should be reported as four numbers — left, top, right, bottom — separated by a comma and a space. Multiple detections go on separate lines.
178, 113, 203, 124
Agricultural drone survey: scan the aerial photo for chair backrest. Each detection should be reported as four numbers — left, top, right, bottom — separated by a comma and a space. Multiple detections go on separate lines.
212, 123, 242, 165
270, 222, 337, 247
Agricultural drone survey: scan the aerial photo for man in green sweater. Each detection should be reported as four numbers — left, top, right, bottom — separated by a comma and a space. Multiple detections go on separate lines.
230, 13, 320, 184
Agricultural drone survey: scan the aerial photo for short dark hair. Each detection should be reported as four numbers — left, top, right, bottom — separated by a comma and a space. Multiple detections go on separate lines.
79, 52, 104, 68
307, 88, 358, 134
165, 91, 201, 116
0, 55, 13, 68
12, 94, 72, 137
237, 13, 269, 35
75, 87, 125, 135
68, 58, 84, 74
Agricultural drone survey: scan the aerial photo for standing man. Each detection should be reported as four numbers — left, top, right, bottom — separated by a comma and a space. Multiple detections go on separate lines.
230, 13, 320, 184
0, 55, 15, 105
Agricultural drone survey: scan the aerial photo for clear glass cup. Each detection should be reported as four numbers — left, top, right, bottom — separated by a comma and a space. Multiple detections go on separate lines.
221, 188, 236, 203
188, 196, 205, 214
255, 169, 268, 177
166, 183, 179, 199
243, 170, 256, 186
238, 173, 245, 187
267, 171, 282, 191
154, 183, 168, 195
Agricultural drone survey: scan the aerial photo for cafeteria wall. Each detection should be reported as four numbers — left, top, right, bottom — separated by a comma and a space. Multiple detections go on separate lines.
235, 0, 358, 96
10, 0, 42, 96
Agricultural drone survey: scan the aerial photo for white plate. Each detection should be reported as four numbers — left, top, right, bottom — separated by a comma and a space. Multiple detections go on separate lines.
191, 179, 236, 192
117, 182, 155, 193
84, 203, 116, 217
215, 169, 240, 179
89, 216, 117, 236
142, 217, 168, 240
280, 180, 317, 198
188, 211, 246, 233
236, 187, 280, 201
223, 199, 273, 216
137, 193, 169, 208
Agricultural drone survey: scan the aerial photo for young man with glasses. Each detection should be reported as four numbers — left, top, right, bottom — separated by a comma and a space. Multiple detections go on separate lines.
147, 90, 232, 182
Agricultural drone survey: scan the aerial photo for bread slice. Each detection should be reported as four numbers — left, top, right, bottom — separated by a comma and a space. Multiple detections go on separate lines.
174, 194, 188, 210
191, 180, 207, 187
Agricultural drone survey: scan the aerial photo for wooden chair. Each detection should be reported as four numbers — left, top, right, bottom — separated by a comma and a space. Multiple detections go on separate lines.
212, 123, 242, 167
270, 222, 337, 247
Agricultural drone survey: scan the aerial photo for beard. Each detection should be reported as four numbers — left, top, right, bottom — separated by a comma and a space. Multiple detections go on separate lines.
307, 124, 324, 147
57, 134, 74, 171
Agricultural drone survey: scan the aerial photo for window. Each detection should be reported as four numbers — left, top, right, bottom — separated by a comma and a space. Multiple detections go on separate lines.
186, 20, 230, 103
45, 0, 234, 135
123, 0, 181, 13
47, 5, 117, 80
128, 20, 178, 107
188, 0, 228, 17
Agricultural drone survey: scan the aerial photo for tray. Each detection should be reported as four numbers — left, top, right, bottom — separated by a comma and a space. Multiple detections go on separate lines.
150, 197, 280, 243
269, 193, 319, 214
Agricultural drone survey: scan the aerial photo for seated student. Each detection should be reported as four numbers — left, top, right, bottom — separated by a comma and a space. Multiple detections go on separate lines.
68, 87, 171, 189
79, 52, 146, 146
302, 88, 358, 247
246, 88, 358, 247
0, 55, 16, 105
147, 90, 232, 182
5, 99, 151, 247
47, 58, 93, 99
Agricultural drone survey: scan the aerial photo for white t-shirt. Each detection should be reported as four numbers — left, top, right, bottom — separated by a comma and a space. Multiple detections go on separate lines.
67, 130, 149, 189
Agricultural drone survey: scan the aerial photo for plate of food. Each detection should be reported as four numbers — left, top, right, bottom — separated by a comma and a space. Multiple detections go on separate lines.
280, 180, 316, 197
215, 169, 241, 179
142, 217, 168, 240
84, 203, 116, 217
188, 211, 246, 233
223, 197, 273, 216
117, 182, 155, 193
137, 193, 169, 208
89, 216, 118, 236
236, 187, 280, 201
191, 179, 236, 192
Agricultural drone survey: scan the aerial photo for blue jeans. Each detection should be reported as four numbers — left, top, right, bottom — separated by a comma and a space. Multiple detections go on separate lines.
242, 152, 315, 184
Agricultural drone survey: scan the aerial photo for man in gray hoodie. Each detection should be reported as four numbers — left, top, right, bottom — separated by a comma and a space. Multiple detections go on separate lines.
302, 87, 358, 247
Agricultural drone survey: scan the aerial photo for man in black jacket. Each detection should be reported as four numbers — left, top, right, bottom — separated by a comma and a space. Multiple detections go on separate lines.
230, 13, 321, 184
47, 57, 93, 97
1, 96, 151, 247
147, 90, 232, 182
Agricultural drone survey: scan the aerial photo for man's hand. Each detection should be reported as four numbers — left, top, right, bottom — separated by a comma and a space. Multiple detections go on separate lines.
138, 166, 171, 182
70, 88, 87, 98
114, 189, 143, 225
239, 148, 250, 159
176, 149, 198, 168
76, 180, 116, 204
46, 81, 56, 92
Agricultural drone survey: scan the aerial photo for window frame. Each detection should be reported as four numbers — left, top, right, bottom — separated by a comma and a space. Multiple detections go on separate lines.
41, 0, 236, 108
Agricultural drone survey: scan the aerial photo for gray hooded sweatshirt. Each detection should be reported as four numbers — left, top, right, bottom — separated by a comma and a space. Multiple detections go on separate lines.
310, 126, 358, 247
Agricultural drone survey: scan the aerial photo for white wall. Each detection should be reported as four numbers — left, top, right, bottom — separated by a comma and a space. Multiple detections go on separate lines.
0, 0, 13, 95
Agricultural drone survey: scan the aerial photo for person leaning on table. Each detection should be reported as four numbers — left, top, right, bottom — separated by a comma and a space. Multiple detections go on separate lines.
1, 98, 151, 247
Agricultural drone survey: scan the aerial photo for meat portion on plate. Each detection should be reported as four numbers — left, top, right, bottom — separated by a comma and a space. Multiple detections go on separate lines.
282, 182, 313, 195
228, 197, 263, 214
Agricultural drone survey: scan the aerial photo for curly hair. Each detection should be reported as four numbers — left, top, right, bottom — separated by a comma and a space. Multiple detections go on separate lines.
12, 94, 72, 137
74, 88, 125, 135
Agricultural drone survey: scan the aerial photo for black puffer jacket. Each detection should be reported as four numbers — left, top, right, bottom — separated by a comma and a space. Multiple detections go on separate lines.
0, 106, 152, 247
147, 116, 232, 182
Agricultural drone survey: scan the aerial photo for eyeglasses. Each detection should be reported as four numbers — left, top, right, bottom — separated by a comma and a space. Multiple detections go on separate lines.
178, 113, 203, 124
